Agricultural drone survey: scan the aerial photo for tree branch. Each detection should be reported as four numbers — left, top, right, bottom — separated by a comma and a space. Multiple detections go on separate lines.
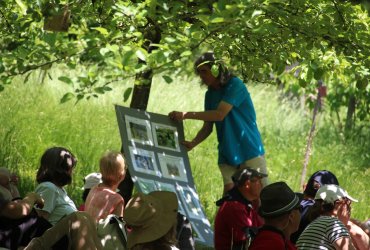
0, 8, 12, 31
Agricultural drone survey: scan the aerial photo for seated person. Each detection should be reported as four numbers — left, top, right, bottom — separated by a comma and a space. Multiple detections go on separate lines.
85, 151, 126, 221
214, 168, 267, 250
291, 170, 339, 243
35, 147, 78, 225
79, 172, 102, 211
0, 167, 20, 201
123, 191, 179, 250
0, 191, 102, 250
249, 182, 302, 250
296, 184, 358, 249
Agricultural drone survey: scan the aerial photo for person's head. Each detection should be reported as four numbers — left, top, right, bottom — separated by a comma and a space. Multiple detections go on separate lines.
81, 172, 102, 201
232, 167, 267, 200
0, 167, 11, 188
99, 151, 126, 187
36, 147, 77, 187
313, 184, 357, 224
259, 182, 303, 235
194, 52, 233, 88
303, 170, 339, 198
123, 191, 178, 250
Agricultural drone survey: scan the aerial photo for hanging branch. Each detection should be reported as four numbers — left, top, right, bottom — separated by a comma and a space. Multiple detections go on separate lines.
300, 80, 324, 188
0, 9, 12, 31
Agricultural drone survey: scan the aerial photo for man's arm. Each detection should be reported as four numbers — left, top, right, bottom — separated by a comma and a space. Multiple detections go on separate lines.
169, 101, 233, 122
182, 121, 213, 151
0, 192, 44, 219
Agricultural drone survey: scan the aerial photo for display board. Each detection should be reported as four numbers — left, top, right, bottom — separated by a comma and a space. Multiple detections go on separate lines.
115, 105, 214, 247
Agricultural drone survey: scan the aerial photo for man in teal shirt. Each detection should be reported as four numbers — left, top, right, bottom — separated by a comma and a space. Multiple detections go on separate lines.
169, 52, 267, 194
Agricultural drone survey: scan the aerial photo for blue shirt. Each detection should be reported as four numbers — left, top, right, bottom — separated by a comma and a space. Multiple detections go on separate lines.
205, 77, 264, 166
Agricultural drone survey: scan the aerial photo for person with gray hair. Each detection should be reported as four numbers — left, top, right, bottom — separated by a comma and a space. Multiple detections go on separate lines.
169, 52, 267, 195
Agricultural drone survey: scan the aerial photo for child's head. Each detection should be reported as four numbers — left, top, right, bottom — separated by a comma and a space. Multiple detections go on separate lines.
99, 151, 126, 186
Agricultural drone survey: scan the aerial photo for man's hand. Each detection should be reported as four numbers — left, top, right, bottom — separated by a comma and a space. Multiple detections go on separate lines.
169, 111, 186, 121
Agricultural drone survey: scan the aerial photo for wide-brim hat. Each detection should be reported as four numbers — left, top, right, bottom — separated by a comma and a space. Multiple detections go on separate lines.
259, 182, 303, 218
304, 170, 339, 197
123, 191, 178, 249
314, 184, 358, 204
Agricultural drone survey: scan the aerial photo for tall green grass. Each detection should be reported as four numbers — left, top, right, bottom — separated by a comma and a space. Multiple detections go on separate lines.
1, 68, 369, 228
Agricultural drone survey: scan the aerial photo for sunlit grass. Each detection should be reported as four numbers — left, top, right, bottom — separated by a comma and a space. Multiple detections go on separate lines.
1, 68, 369, 231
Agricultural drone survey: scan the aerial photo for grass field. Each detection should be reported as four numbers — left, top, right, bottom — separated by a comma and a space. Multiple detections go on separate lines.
1, 68, 369, 247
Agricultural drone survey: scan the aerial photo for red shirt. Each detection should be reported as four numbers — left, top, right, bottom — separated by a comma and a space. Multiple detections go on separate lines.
214, 188, 263, 250
249, 225, 297, 250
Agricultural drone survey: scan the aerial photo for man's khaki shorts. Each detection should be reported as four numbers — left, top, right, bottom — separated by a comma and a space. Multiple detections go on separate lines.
219, 155, 268, 187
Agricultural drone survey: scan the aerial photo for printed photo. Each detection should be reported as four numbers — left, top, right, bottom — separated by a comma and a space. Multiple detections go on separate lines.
135, 177, 158, 194
152, 123, 180, 151
177, 186, 204, 219
158, 154, 187, 182
125, 115, 153, 145
156, 182, 186, 215
129, 146, 159, 176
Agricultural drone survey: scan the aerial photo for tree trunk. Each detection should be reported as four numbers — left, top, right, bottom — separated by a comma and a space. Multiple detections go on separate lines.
129, 69, 153, 110
345, 95, 356, 132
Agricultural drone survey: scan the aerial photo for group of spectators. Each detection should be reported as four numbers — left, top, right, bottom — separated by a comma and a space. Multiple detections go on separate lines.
1, 52, 369, 250
213, 168, 370, 250
0, 147, 188, 250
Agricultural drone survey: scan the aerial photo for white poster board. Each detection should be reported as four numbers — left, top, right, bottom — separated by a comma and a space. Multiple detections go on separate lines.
115, 105, 214, 247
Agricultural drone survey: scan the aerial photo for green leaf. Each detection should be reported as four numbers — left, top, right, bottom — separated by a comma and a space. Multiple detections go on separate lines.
162, 75, 173, 84
94, 87, 105, 94
15, 0, 27, 14
211, 17, 225, 23
123, 87, 132, 102
92, 27, 109, 36
58, 76, 73, 85
0, 85, 4, 92
60, 92, 74, 103
136, 49, 147, 62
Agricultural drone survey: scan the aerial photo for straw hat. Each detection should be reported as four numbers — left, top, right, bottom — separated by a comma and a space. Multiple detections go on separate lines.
123, 191, 178, 249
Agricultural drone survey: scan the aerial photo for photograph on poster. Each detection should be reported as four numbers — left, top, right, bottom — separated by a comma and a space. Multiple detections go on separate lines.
158, 154, 187, 182
177, 186, 204, 219
152, 123, 180, 152
135, 177, 158, 194
156, 182, 186, 215
190, 221, 206, 243
129, 146, 159, 176
125, 115, 153, 145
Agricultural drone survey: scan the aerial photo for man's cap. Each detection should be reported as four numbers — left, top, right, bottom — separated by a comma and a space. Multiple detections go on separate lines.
304, 170, 339, 197
82, 172, 102, 189
232, 167, 267, 186
123, 191, 178, 249
314, 184, 358, 204
259, 182, 303, 218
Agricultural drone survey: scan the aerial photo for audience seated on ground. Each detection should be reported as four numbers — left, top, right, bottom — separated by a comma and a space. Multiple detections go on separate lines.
296, 184, 361, 250
78, 172, 102, 211
0, 191, 102, 250
249, 182, 301, 250
0, 167, 20, 201
291, 170, 339, 243
34, 147, 78, 225
85, 151, 126, 221
214, 167, 267, 250
123, 191, 179, 250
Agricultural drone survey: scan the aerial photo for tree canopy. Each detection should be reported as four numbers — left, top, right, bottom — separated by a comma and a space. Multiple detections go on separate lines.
1, 0, 369, 129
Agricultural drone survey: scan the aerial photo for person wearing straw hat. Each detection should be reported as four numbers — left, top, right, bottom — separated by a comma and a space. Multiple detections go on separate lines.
296, 184, 359, 250
249, 182, 302, 250
123, 191, 179, 250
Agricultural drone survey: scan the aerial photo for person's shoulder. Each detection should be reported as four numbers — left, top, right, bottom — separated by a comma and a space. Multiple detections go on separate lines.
36, 181, 57, 190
